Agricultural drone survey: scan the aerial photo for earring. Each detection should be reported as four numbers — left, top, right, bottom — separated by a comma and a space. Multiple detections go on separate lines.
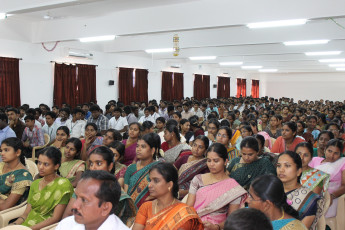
168, 187, 171, 192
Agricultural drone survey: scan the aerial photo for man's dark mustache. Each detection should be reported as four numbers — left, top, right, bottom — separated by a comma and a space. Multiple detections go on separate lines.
72, 208, 82, 216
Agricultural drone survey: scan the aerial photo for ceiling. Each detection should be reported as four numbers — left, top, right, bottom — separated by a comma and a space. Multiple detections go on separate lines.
1, 0, 345, 73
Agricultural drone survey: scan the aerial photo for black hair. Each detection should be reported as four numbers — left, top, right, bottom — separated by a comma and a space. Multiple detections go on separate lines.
189, 116, 200, 128
326, 139, 344, 153
80, 170, 121, 214
206, 143, 228, 162
156, 117, 166, 124
142, 121, 154, 130
89, 146, 115, 174
45, 111, 57, 119
108, 141, 125, 158
106, 129, 123, 141
139, 133, 162, 159
251, 174, 299, 219
220, 119, 231, 128
89, 105, 101, 112
72, 108, 83, 115
172, 111, 182, 119
38, 146, 62, 166
283, 122, 297, 134
166, 119, 178, 127
294, 142, 313, 158
241, 125, 253, 135
6, 108, 19, 114
180, 119, 189, 126
129, 122, 144, 133
219, 126, 233, 139
224, 208, 273, 230
24, 115, 35, 121
65, 138, 82, 159
85, 123, 98, 131
306, 115, 318, 122
278, 151, 302, 181
56, 126, 70, 136
60, 107, 71, 116
0, 113, 8, 123
296, 121, 306, 129
325, 122, 340, 131
165, 124, 181, 142
253, 134, 265, 149
149, 162, 179, 199
113, 107, 122, 113
208, 118, 220, 130
194, 135, 210, 150
240, 136, 259, 152
317, 130, 334, 141
1, 137, 26, 165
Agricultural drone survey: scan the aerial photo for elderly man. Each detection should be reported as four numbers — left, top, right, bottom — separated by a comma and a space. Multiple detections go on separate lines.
56, 170, 129, 230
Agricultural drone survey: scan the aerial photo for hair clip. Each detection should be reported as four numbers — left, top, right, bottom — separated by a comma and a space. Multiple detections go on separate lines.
286, 199, 293, 205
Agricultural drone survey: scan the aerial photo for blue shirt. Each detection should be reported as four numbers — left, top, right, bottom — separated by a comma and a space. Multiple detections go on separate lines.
85, 111, 91, 119
304, 128, 320, 140
0, 126, 17, 145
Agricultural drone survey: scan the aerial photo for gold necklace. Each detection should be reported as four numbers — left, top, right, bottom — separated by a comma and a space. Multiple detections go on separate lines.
277, 210, 285, 220
155, 198, 175, 214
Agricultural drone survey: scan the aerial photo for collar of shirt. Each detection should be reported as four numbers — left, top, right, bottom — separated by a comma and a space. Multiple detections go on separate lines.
0, 126, 10, 133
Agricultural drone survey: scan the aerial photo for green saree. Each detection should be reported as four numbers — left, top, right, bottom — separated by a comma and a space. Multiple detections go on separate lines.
59, 160, 85, 182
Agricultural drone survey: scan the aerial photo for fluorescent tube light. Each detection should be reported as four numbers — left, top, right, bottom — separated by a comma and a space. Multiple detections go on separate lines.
305, 51, 342, 56
336, 68, 345, 71
0, 13, 6, 20
259, 69, 278, 72
247, 19, 307, 29
329, 64, 345, 67
219, 62, 243, 66
319, 59, 345, 63
189, 56, 216, 60
241, 66, 262, 69
145, 48, 173, 53
79, 35, 116, 42
284, 40, 329, 46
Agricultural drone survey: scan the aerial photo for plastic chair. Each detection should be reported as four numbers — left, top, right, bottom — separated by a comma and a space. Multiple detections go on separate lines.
0, 225, 31, 230
0, 202, 27, 228
25, 158, 39, 178
41, 222, 58, 230
325, 194, 345, 230
31, 133, 50, 161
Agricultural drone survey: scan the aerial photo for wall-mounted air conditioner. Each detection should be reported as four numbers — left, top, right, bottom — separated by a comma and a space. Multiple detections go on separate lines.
63, 48, 94, 59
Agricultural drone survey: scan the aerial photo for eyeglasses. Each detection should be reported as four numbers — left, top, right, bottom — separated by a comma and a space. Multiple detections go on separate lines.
217, 133, 228, 138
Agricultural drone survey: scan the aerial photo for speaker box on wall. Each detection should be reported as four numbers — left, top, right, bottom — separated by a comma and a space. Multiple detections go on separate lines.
213, 84, 217, 88
109, 80, 115, 85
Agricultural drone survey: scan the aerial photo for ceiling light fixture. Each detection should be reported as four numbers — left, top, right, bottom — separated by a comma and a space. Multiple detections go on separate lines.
145, 48, 173, 53
247, 19, 307, 29
0, 13, 7, 20
336, 68, 345, 71
189, 56, 216, 60
219, 62, 243, 66
284, 40, 329, 46
305, 51, 342, 56
79, 35, 116, 42
241, 66, 262, 69
329, 64, 345, 67
259, 69, 278, 72
319, 59, 345, 63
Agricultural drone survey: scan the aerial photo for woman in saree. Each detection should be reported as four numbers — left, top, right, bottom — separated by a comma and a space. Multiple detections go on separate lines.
216, 126, 240, 161
0, 138, 32, 211
205, 118, 220, 146
174, 135, 210, 200
313, 131, 334, 157
50, 126, 70, 156
186, 143, 247, 230
277, 151, 319, 229
295, 142, 329, 194
271, 122, 304, 154
133, 162, 203, 230
227, 137, 276, 190
122, 122, 143, 166
109, 140, 127, 188
248, 174, 307, 230
265, 115, 282, 139
309, 139, 345, 218
80, 123, 103, 161
102, 128, 123, 146
59, 138, 85, 187
124, 133, 162, 208
162, 124, 191, 163
63, 146, 136, 227
13, 147, 73, 229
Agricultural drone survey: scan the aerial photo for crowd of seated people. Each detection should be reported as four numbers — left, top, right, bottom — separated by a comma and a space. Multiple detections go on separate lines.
0, 96, 344, 229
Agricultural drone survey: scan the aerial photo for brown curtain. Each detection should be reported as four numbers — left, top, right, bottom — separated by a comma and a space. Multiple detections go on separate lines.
118, 67, 134, 105
251, 80, 259, 98
161, 71, 173, 101
217, 76, 230, 98
242, 79, 247, 97
77, 64, 96, 105
193, 74, 203, 100
134, 69, 148, 103
53, 63, 78, 107
0, 57, 21, 107
203, 75, 210, 99
173, 72, 184, 100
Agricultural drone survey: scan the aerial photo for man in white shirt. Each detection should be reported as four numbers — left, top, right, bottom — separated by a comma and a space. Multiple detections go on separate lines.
149, 106, 160, 121
42, 111, 59, 143
56, 170, 129, 230
192, 102, 203, 120
108, 107, 128, 134
55, 108, 71, 126
65, 108, 86, 138
138, 108, 155, 124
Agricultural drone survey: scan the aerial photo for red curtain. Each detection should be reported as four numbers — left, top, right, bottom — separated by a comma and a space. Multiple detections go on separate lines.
173, 72, 184, 100
118, 67, 134, 105
77, 64, 96, 105
217, 76, 230, 98
0, 57, 21, 107
242, 79, 247, 97
161, 71, 173, 101
237, 78, 247, 98
134, 69, 148, 103
251, 80, 260, 98
203, 75, 210, 99
53, 63, 78, 107
193, 74, 203, 100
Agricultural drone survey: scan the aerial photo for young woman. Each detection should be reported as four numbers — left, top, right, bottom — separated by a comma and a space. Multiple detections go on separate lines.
281, 106, 292, 123
188, 116, 205, 143
205, 118, 220, 145
227, 136, 276, 190
63, 146, 136, 227
102, 129, 122, 146
260, 113, 269, 131
216, 126, 240, 161
248, 174, 307, 230
253, 134, 277, 165
179, 119, 190, 137
186, 143, 247, 230
265, 115, 282, 139
296, 121, 314, 144
15, 147, 73, 229
122, 122, 142, 166
271, 122, 304, 154
124, 133, 162, 208
80, 123, 103, 161
59, 138, 85, 187
313, 131, 334, 157
295, 142, 329, 194
133, 163, 203, 230
51, 126, 70, 156
174, 135, 210, 200
109, 141, 127, 188
161, 124, 191, 164
309, 139, 345, 218
0, 138, 33, 211
142, 121, 155, 136
277, 151, 319, 229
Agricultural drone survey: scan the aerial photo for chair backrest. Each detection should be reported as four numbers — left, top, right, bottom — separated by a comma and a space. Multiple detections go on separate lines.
1, 225, 31, 230
44, 133, 50, 145
25, 158, 39, 178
